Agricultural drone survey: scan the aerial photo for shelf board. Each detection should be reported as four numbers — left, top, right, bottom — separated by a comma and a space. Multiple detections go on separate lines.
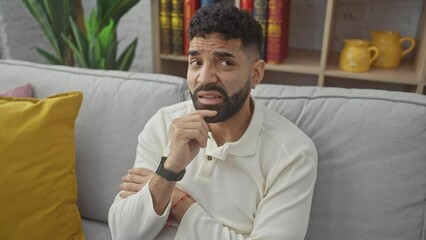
161, 54, 187, 61
325, 53, 419, 85
161, 49, 321, 75
265, 49, 321, 75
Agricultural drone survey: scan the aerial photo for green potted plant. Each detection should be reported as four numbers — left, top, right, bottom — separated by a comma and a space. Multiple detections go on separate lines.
22, 0, 140, 71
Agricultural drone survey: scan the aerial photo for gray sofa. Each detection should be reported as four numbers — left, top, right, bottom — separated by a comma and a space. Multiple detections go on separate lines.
0, 59, 425, 240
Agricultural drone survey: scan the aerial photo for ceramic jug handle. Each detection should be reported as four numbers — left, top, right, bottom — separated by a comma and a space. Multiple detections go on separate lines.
400, 37, 416, 58
368, 46, 379, 65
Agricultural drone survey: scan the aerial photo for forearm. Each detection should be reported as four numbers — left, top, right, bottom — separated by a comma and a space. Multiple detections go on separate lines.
149, 174, 176, 215
176, 204, 248, 240
108, 180, 171, 240
170, 191, 195, 223
173, 153, 316, 240
150, 174, 196, 222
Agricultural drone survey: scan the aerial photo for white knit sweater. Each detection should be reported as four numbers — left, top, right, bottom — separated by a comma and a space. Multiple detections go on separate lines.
109, 100, 317, 240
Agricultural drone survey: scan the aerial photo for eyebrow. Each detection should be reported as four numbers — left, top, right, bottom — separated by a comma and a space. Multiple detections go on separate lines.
213, 51, 236, 59
188, 50, 200, 56
188, 50, 236, 59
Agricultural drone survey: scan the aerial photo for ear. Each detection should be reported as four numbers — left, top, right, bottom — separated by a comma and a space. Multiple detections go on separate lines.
251, 59, 265, 86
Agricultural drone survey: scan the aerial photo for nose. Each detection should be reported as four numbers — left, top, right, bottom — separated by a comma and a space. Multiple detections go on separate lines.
197, 63, 218, 85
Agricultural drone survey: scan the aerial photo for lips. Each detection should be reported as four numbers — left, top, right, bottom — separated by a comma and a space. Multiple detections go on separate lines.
197, 91, 223, 105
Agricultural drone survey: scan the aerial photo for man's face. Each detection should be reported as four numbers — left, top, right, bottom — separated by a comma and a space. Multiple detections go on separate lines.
189, 79, 251, 123
187, 33, 254, 123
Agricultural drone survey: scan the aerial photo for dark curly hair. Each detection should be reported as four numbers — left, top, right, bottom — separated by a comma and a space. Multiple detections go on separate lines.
189, 3, 263, 58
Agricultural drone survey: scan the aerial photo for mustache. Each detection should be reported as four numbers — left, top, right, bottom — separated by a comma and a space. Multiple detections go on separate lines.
193, 84, 228, 100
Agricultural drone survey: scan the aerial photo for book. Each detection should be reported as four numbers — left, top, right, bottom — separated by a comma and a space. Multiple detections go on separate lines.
160, 0, 172, 54
234, 0, 241, 8
241, 0, 253, 15
266, 0, 290, 64
183, 0, 200, 55
253, 0, 267, 60
171, 0, 184, 55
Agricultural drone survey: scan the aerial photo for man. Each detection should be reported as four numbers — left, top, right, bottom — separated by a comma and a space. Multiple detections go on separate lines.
109, 3, 317, 240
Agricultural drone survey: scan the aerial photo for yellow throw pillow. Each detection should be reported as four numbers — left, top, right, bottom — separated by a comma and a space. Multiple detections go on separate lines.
0, 92, 85, 240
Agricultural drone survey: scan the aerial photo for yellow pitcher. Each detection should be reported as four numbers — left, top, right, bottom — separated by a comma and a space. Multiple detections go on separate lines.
370, 31, 416, 68
339, 39, 379, 72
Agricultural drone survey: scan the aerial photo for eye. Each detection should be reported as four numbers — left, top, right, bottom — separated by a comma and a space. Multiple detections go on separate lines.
219, 60, 233, 67
189, 59, 201, 67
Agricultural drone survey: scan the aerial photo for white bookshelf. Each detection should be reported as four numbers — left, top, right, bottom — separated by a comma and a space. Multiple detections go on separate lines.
151, 0, 426, 94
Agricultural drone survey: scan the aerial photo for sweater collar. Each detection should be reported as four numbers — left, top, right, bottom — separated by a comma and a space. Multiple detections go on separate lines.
205, 98, 263, 160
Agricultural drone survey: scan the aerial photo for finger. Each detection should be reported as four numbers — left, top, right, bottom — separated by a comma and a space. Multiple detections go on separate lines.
127, 168, 155, 176
119, 191, 135, 199
173, 110, 217, 127
190, 110, 217, 118
174, 127, 209, 147
172, 117, 210, 142
120, 182, 144, 192
121, 168, 154, 182
121, 174, 151, 185
175, 122, 209, 141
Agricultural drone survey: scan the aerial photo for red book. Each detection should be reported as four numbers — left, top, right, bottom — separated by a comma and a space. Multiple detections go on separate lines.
266, 0, 290, 64
183, 0, 200, 55
241, 0, 253, 15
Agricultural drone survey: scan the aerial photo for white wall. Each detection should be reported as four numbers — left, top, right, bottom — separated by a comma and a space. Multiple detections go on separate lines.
0, 0, 153, 72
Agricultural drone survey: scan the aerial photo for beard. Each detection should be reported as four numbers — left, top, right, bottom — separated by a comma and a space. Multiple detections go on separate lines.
189, 79, 252, 123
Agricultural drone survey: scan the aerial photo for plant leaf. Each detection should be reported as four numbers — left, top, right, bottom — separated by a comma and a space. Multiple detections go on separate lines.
117, 38, 137, 71
36, 48, 63, 65
50, 0, 73, 58
99, 0, 140, 28
98, 19, 116, 52
68, 17, 88, 61
75, 0, 86, 35
63, 35, 88, 68
85, 9, 99, 39
22, 0, 77, 65
88, 34, 103, 69
22, 0, 62, 61
106, 40, 118, 69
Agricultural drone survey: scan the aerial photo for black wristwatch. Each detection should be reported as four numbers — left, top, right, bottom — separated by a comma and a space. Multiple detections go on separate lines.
155, 156, 186, 181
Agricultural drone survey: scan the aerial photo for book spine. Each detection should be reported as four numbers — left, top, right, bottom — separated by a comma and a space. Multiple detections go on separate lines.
171, 0, 184, 55
266, 0, 290, 64
201, 0, 216, 6
183, 0, 200, 55
241, 0, 253, 15
234, 0, 241, 8
253, 0, 267, 60
160, 0, 172, 54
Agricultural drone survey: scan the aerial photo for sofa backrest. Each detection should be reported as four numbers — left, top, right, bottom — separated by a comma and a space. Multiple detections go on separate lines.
253, 85, 426, 240
0, 60, 188, 224
2, 60, 426, 240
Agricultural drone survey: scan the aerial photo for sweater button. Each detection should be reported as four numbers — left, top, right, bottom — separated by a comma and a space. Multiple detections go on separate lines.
206, 155, 213, 161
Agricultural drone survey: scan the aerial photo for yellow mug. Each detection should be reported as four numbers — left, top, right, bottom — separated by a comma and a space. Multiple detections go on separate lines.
370, 31, 416, 68
339, 39, 379, 72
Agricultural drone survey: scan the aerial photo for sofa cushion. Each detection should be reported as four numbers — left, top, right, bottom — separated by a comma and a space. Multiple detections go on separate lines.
0, 60, 188, 226
0, 83, 32, 97
82, 219, 113, 240
0, 92, 84, 240
253, 85, 426, 240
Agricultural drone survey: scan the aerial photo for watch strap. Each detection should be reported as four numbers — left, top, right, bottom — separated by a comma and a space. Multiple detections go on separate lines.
155, 156, 186, 181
